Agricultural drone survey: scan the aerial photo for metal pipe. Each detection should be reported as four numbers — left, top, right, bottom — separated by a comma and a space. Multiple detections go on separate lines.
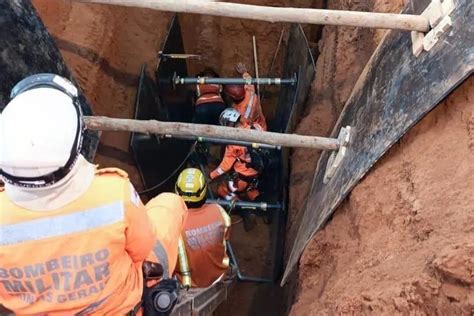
226, 241, 272, 283
163, 134, 281, 150
174, 76, 296, 86
158, 51, 201, 60
207, 199, 282, 211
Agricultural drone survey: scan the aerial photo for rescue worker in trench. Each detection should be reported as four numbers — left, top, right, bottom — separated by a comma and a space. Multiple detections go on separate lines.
224, 62, 267, 130
173, 168, 231, 288
192, 68, 227, 125
0, 74, 187, 315
209, 108, 262, 202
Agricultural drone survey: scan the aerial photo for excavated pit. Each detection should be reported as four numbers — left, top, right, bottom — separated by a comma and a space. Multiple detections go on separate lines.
31, 0, 473, 314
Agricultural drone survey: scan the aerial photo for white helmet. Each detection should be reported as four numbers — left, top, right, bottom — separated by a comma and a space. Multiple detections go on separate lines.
0, 74, 84, 188
219, 107, 241, 127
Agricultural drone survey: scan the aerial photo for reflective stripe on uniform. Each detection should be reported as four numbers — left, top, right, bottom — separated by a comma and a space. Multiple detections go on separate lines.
0, 202, 124, 246
216, 167, 225, 175
244, 93, 255, 119
153, 240, 169, 277
228, 180, 238, 192
224, 193, 236, 201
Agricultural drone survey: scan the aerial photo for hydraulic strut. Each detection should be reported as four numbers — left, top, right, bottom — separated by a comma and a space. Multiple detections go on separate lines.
172, 72, 297, 86
163, 134, 281, 150
207, 199, 282, 211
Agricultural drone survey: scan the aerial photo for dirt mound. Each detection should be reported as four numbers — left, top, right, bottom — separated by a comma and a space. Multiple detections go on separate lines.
291, 77, 474, 314
287, 0, 397, 243
288, 0, 473, 314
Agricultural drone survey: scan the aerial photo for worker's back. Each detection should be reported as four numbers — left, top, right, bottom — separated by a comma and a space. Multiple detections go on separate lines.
176, 203, 231, 288
0, 172, 154, 315
196, 83, 224, 106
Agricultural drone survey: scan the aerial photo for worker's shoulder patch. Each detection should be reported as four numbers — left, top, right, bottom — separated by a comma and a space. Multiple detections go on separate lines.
96, 167, 129, 178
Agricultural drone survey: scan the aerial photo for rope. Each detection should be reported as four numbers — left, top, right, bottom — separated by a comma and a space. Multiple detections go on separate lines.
138, 142, 197, 195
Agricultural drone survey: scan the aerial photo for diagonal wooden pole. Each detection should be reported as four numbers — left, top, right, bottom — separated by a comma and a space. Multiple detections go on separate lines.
85, 116, 340, 150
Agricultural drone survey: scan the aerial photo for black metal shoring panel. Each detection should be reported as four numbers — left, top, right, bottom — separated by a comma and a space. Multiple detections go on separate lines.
131, 15, 193, 195
0, 1, 98, 160
265, 24, 317, 281
283, 0, 474, 284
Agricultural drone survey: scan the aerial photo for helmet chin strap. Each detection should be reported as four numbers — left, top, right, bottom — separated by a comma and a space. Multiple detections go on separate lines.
4, 155, 96, 211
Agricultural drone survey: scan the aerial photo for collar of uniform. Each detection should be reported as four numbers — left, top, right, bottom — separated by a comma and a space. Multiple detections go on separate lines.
4, 154, 95, 211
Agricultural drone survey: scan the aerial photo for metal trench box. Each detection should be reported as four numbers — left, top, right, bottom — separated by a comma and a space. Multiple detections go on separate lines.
131, 16, 316, 281
131, 15, 194, 196
283, 0, 473, 283
0, 0, 99, 161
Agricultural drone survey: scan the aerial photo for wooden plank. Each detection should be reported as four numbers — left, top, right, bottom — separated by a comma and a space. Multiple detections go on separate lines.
282, 0, 473, 284
86, 116, 340, 150
0, 0, 98, 160
75, 0, 430, 32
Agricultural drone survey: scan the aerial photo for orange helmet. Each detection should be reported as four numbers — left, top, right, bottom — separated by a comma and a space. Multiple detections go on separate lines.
224, 85, 245, 102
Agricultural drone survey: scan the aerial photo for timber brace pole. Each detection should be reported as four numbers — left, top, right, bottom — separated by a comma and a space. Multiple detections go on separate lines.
74, 0, 430, 32
85, 116, 340, 151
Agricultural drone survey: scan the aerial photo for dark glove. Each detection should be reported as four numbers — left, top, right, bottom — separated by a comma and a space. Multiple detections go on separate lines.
142, 261, 164, 280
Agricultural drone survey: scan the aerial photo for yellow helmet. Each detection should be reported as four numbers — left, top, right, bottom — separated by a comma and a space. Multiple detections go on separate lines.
175, 168, 207, 204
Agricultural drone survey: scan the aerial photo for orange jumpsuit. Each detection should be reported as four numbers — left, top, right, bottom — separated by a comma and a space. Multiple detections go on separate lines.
195, 84, 224, 106
175, 204, 231, 288
233, 72, 267, 130
194, 83, 226, 125
0, 168, 187, 315
210, 142, 260, 201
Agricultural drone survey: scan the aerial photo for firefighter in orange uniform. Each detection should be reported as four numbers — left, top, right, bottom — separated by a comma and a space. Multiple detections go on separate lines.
209, 108, 261, 202
173, 168, 231, 288
224, 63, 267, 130
193, 68, 227, 125
0, 74, 187, 315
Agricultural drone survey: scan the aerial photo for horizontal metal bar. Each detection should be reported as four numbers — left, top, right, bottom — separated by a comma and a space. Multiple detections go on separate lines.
226, 241, 272, 283
174, 76, 296, 86
163, 134, 281, 150
159, 51, 201, 60
207, 199, 282, 211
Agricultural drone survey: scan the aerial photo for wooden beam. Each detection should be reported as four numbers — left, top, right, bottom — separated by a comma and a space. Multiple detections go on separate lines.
74, 0, 430, 32
85, 116, 340, 150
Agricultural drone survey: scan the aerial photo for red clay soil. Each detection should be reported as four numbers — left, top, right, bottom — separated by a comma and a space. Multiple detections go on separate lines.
288, 0, 473, 314
32, 0, 173, 191
287, 0, 406, 239
180, 0, 322, 120
292, 76, 474, 315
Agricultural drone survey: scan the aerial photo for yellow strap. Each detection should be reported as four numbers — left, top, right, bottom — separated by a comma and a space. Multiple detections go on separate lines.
95, 167, 129, 178
217, 205, 232, 228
